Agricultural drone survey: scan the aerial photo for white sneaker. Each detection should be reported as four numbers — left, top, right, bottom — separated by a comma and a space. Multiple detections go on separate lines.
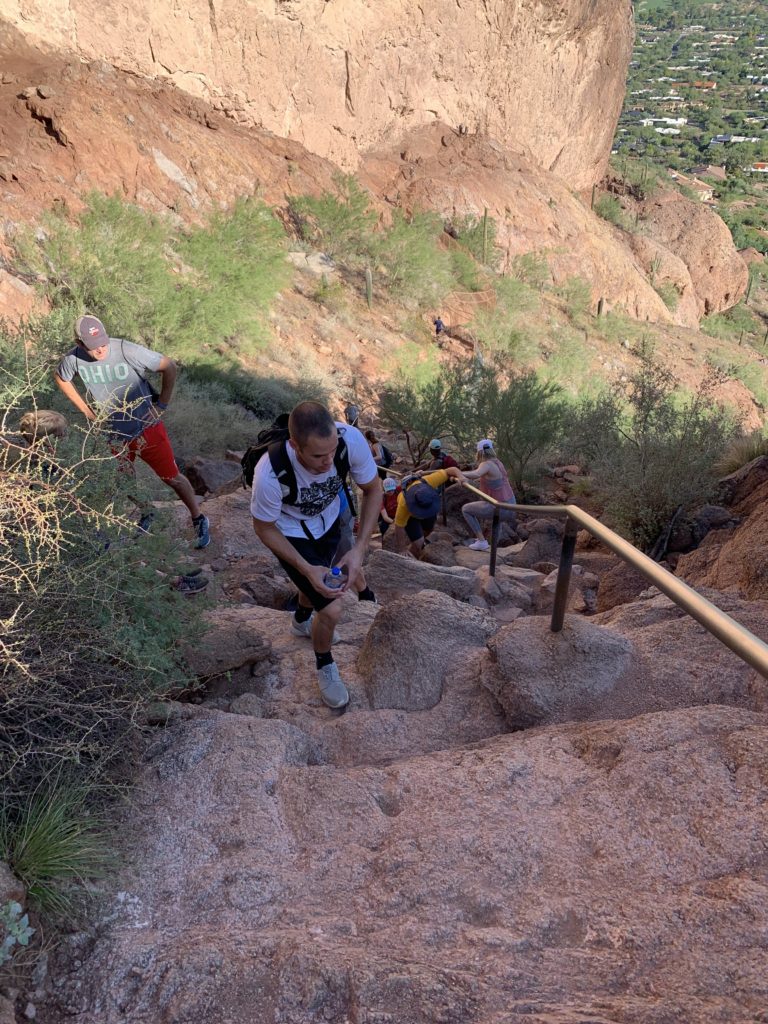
469, 539, 490, 551
289, 613, 340, 644
316, 662, 350, 709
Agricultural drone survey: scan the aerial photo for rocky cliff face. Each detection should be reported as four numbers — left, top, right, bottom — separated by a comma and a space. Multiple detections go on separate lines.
0, 0, 633, 188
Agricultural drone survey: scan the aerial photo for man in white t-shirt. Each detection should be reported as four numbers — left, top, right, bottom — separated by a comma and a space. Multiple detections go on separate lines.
251, 401, 381, 710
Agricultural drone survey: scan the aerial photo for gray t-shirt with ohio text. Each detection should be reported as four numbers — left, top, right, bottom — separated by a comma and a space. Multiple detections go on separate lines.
57, 338, 163, 439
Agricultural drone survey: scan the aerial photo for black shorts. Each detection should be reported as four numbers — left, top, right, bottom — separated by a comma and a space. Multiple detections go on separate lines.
277, 519, 342, 612
404, 515, 436, 542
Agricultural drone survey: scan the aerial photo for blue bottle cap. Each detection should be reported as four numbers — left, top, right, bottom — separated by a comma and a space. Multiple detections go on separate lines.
330, 566, 341, 576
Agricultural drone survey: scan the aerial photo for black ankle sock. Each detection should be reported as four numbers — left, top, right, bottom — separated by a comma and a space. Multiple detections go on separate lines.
358, 586, 376, 602
294, 606, 313, 624
315, 651, 334, 670
192, 513, 205, 524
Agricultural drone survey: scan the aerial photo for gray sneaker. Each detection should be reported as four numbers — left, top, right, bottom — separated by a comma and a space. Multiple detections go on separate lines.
289, 613, 340, 644
316, 661, 349, 709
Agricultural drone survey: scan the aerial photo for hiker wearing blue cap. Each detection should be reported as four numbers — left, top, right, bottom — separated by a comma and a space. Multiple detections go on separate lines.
394, 465, 466, 558
461, 440, 517, 551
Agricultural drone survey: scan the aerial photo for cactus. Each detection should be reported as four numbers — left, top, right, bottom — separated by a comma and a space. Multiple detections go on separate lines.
365, 266, 373, 308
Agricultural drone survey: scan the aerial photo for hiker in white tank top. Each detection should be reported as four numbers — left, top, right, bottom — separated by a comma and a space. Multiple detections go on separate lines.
460, 439, 517, 551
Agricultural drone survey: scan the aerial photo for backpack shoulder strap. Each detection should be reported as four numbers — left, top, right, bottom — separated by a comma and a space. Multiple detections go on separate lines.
267, 440, 299, 508
334, 428, 356, 517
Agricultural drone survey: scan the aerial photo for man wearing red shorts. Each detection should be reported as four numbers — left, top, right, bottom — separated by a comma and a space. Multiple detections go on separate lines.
54, 315, 210, 548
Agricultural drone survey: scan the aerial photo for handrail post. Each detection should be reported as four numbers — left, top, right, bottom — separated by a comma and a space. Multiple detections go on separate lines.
441, 485, 447, 527
489, 507, 500, 577
550, 515, 578, 632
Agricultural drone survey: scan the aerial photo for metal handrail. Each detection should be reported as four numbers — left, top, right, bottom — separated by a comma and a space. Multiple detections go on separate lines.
459, 482, 768, 681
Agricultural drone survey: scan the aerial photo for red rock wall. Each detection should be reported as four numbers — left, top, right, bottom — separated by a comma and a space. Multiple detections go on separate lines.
0, 0, 634, 189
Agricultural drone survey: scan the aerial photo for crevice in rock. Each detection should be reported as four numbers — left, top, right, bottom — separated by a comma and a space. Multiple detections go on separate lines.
26, 103, 68, 147
344, 50, 355, 116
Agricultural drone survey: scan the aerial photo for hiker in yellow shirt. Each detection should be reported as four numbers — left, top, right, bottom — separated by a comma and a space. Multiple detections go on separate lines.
394, 466, 466, 558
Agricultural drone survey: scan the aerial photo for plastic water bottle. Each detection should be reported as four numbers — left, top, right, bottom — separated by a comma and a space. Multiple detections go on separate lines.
323, 566, 345, 590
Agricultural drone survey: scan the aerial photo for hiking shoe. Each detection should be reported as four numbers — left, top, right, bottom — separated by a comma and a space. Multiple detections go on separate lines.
193, 514, 210, 549
172, 573, 209, 595
469, 539, 490, 551
290, 615, 314, 639
290, 613, 340, 644
316, 661, 350, 709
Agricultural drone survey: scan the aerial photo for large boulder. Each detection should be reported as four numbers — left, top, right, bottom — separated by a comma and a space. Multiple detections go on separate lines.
538, 563, 600, 614
597, 560, 650, 612
481, 615, 634, 729
365, 548, 477, 602
182, 607, 274, 695
716, 455, 768, 509
358, 590, 497, 710
59, 700, 768, 1024
638, 190, 748, 318
183, 457, 242, 497
502, 517, 564, 569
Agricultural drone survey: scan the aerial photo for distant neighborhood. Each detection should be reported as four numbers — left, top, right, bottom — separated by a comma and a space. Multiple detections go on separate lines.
612, 0, 768, 253
615, 1, 768, 178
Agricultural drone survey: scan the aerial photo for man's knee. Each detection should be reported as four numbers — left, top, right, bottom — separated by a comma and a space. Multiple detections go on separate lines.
317, 599, 344, 624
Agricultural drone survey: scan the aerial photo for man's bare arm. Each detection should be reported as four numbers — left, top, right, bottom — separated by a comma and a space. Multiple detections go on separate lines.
155, 356, 177, 406
54, 374, 96, 421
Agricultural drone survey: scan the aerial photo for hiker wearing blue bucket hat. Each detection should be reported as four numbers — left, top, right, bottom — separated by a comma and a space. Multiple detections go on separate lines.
394, 465, 466, 558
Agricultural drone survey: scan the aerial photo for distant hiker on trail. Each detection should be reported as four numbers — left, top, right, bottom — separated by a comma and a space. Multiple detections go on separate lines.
433, 316, 445, 338
378, 477, 400, 536
394, 465, 466, 559
426, 438, 458, 472
364, 429, 394, 479
344, 402, 360, 427
54, 314, 210, 549
461, 439, 517, 551
250, 401, 381, 710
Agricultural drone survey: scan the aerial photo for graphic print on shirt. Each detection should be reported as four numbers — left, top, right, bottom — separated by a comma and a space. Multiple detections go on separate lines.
294, 474, 343, 518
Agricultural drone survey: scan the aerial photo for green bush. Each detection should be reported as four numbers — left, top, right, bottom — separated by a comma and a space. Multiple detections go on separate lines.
653, 281, 680, 312
471, 276, 540, 361
557, 276, 592, 319
449, 248, 483, 292
287, 174, 377, 267
714, 429, 768, 477
576, 353, 738, 550
451, 213, 501, 269
701, 302, 760, 342
509, 252, 550, 290
594, 194, 628, 230
1, 347, 199, 909
376, 211, 454, 305
13, 193, 290, 363
162, 379, 264, 460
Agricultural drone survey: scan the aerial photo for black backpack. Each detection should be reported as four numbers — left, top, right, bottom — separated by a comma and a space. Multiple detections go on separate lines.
380, 444, 394, 468
241, 414, 290, 488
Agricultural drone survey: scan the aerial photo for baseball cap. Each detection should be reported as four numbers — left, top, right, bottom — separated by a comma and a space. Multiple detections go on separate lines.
476, 438, 494, 452
75, 314, 109, 350
382, 478, 397, 492
404, 479, 441, 520
428, 438, 442, 451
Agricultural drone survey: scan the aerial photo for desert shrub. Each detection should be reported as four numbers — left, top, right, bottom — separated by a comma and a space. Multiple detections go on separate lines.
557, 276, 592, 319
287, 174, 377, 267
449, 248, 483, 292
582, 353, 738, 550
714, 429, 768, 477
162, 379, 262, 460
12, 193, 290, 363
594, 194, 628, 229
451, 213, 501, 268
168, 198, 291, 358
653, 281, 680, 312
376, 211, 454, 305
379, 361, 482, 465
509, 251, 550, 290
471, 276, 540, 361
700, 302, 760, 342
385, 340, 441, 390
1, 350, 198, 909
0, 787, 108, 915
473, 365, 568, 491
